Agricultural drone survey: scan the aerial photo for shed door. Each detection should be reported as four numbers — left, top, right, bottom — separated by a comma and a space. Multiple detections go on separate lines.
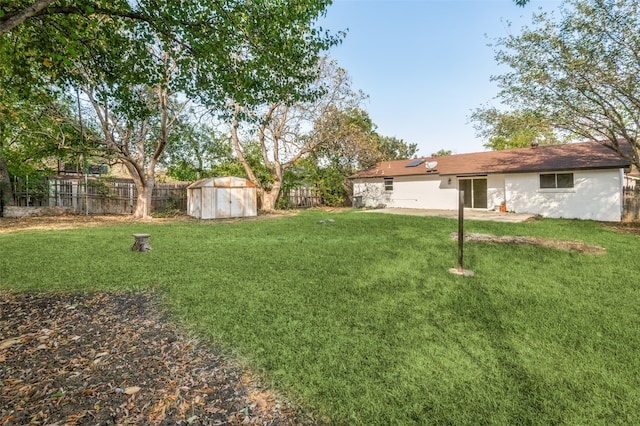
215, 188, 232, 218
459, 178, 487, 209
230, 188, 245, 218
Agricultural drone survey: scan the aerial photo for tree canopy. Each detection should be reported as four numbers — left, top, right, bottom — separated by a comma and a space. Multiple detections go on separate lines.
2, 0, 339, 107
491, 0, 640, 168
470, 107, 565, 150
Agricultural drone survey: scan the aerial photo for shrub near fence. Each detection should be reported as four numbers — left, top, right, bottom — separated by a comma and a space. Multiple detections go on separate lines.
11, 176, 188, 215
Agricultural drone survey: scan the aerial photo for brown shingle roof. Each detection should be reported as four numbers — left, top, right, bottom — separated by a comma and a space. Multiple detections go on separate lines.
349, 142, 632, 179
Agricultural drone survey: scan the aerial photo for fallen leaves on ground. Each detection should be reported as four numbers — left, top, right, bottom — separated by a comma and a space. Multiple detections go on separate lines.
0, 292, 314, 425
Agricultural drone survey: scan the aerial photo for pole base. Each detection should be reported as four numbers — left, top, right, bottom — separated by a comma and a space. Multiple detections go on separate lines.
449, 267, 474, 276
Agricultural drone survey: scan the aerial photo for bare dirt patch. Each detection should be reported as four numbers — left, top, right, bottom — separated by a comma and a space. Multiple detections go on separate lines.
606, 221, 640, 237
0, 214, 166, 233
451, 232, 607, 255
0, 212, 296, 234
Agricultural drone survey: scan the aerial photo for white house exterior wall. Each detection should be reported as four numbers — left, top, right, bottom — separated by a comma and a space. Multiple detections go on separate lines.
354, 168, 624, 221
353, 175, 458, 209
505, 169, 623, 221
486, 175, 506, 211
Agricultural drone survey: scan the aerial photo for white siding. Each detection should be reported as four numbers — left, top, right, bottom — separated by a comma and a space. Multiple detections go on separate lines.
486, 175, 506, 211
505, 169, 623, 221
353, 175, 458, 209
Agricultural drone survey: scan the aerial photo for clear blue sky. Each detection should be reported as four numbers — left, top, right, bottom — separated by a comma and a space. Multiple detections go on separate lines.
319, 0, 562, 156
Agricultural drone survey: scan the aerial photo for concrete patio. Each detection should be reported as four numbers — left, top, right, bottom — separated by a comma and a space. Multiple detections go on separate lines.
361, 208, 537, 223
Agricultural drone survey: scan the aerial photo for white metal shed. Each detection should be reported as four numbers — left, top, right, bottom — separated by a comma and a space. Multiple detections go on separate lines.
187, 176, 257, 219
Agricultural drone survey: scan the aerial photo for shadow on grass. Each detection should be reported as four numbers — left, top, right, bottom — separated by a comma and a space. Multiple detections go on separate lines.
444, 282, 551, 424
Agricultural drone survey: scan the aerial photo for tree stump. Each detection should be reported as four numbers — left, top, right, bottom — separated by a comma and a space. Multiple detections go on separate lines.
131, 234, 151, 252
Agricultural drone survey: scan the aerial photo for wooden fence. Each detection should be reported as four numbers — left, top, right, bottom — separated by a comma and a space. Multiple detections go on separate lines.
287, 186, 322, 208
10, 176, 187, 215
623, 186, 640, 221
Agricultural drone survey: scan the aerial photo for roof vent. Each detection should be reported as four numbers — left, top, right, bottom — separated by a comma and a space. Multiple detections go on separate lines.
531, 140, 539, 149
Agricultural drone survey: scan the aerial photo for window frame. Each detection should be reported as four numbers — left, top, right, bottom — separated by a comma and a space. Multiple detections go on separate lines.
384, 177, 394, 191
539, 172, 574, 189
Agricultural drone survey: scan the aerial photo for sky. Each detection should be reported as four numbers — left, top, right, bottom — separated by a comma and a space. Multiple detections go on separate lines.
319, 0, 563, 156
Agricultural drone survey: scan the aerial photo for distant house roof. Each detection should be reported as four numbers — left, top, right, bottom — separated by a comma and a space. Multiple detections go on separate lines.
349, 142, 632, 179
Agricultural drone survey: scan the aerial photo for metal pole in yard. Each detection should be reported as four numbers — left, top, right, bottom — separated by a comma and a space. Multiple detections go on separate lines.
450, 189, 474, 276
458, 190, 464, 271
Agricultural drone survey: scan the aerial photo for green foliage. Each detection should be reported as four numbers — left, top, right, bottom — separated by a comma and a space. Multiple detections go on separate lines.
165, 161, 202, 182
1, 212, 640, 424
313, 107, 418, 171
313, 106, 380, 172
314, 166, 348, 206
0, 85, 90, 180
88, 177, 116, 199
375, 135, 418, 161
3, 1, 340, 108
210, 162, 248, 179
470, 107, 565, 150
3, 0, 339, 217
9, 171, 51, 202
309, 107, 418, 205
163, 120, 237, 182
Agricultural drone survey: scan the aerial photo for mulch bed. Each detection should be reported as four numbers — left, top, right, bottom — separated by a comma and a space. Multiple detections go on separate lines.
0, 292, 314, 425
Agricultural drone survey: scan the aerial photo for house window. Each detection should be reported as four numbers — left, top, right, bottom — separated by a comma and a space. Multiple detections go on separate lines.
540, 173, 574, 189
384, 178, 393, 191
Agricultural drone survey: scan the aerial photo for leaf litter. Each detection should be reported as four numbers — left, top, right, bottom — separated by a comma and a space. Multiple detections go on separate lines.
0, 291, 316, 425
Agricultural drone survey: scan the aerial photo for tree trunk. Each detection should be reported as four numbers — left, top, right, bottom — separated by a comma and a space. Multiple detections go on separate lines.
132, 180, 154, 219
260, 181, 282, 212
0, 147, 14, 215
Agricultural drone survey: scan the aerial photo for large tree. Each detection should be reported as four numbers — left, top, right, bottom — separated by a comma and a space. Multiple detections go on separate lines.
81, 52, 190, 219
229, 59, 358, 211
492, 0, 640, 168
3, 0, 339, 217
306, 107, 417, 206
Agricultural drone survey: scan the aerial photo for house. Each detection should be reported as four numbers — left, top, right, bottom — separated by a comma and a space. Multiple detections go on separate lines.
349, 142, 632, 222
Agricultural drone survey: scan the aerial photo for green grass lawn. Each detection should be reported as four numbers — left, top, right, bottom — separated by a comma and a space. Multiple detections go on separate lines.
1, 210, 639, 425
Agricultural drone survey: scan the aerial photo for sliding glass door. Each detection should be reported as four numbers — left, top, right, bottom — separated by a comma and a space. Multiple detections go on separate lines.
459, 178, 487, 209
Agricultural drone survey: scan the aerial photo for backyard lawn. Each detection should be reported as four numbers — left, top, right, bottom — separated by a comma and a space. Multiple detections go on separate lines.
1, 210, 639, 425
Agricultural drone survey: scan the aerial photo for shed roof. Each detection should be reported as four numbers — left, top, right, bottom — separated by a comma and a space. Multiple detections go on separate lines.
349, 142, 632, 179
187, 176, 256, 189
